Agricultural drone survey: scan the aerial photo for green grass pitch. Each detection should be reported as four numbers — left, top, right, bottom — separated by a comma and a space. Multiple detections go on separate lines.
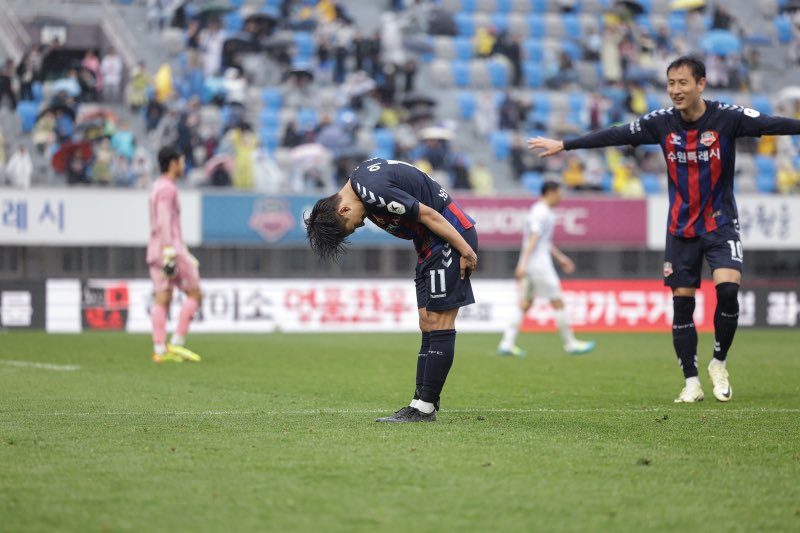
1, 330, 799, 532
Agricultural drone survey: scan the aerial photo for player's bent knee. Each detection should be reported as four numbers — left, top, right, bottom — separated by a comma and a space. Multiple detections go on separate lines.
715, 282, 739, 310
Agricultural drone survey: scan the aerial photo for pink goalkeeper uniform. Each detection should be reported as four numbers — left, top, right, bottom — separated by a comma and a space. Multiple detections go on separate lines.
147, 175, 199, 292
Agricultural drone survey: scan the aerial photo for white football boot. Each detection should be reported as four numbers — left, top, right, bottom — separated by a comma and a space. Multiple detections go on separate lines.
674, 380, 704, 403
708, 360, 732, 402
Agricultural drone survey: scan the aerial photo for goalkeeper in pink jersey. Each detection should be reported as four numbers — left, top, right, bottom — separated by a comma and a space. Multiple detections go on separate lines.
146, 145, 202, 363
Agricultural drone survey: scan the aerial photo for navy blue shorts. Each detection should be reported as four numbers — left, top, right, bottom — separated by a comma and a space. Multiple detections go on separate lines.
663, 222, 743, 288
415, 227, 478, 311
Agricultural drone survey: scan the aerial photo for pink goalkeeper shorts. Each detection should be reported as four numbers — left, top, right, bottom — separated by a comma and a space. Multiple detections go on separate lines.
149, 254, 200, 294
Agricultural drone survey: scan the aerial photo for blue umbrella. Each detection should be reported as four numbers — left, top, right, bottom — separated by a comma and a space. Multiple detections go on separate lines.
701, 29, 741, 56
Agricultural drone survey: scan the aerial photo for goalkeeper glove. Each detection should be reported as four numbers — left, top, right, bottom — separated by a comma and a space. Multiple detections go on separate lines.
162, 246, 177, 278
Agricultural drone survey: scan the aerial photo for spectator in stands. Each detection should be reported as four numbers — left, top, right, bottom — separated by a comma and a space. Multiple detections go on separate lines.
126, 62, 149, 114
16, 52, 35, 101
601, 24, 623, 84
100, 48, 124, 102
185, 18, 203, 70
131, 146, 154, 188
546, 50, 579, 89
32, 111, 55, 155
467, 161, 494, 195
200, 19, 226, 77
0, 59, 18, 111
491, 32, 523, 87
112, 121, 136, 161
54, 108, 75, 143
41, 38, 67, 80
5, 145, 32, 188
475, 27, 496, 59
229, 122, 258, 190
176, 97, 201, 169
498, 92, 526, 131
562, 155, 585, 190
91, 138, 114, 185
66, 150, 90, 185
147, 0, 167, 32
112, 154, 134, 187
0, 131, 5, 170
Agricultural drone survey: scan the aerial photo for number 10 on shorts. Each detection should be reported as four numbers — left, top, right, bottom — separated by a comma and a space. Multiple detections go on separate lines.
430, 269, 447, 294
727, 240, 743, 263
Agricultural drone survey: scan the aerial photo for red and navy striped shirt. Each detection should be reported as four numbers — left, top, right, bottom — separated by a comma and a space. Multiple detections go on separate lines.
564, 100, 800, 237
350, 158, 475, 261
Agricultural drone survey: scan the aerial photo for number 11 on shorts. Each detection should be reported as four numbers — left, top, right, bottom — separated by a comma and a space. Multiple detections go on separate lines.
430, 269, 446, 294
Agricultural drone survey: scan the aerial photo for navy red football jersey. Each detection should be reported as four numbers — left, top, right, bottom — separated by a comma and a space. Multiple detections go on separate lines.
564, 101, 800, 237
349, 158, 475, 260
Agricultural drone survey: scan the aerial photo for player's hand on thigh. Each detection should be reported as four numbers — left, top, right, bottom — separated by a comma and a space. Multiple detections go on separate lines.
460, 251, 477, 280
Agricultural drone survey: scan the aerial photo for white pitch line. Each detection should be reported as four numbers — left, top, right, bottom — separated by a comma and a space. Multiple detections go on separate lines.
1, 360, 80, 372
14, 407, 800, 417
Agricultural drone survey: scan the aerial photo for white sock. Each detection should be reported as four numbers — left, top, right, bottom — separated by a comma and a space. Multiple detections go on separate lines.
170, 333, 185, 346
686, 376, 701, 387
154, 343, 166, 355
416, 400, 435, 414
409, 399, 419, 408
710, 358, 726, 368
553, 308, 575, 346
499, 307, 523, 350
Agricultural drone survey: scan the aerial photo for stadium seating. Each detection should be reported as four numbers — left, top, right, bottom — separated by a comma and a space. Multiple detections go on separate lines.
457, 91, 477, 119
17, 101, 39, 133
775, 15, 793, 44
522, 171, 544, 194
749, 94, 773, 115
755, 155, 777, 192
452, 60, 471, 87
373, 128, 395, 160
487, 60, 509, 88
454, 36, 474, 61
641, 173, 662, 194
523, 62, 544, 87
261, 88, 283, 110
489, 130, 513, 159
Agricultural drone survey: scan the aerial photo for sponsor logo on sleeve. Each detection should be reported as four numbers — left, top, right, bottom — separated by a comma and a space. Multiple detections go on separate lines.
387, 201, 406, 215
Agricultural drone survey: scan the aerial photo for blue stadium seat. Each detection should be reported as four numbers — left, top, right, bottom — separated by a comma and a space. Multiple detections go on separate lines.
230, 0, 244, 7
488, 61, 509, 88
750, 94, 772, 115
454, 36, 474, 61
495, 0, 512, 13
775, 16, 793, 44
562, 14, 580, 37
297, 108, 318, 130
756, 172, 776, 193
530, 0, 547, 13
260, 128, 280, 153
637, 0, 651, 12
460, 0, 477, 12
455, 13, 475, 36
532, 92, 552, 114
260, 109, 281, 129
17, 101, 38, 133
224, 12, 243, 32
523, 62, 544, 87
31, 81, 43, 103
294, 32, 316, 61
189, 69, 205, 99
373, 128, 395, 159
635, 14, 654, 34
668, 12, 687, 35
491, 13, 510, 33
522, 172, 544, 195
457, 92, 476, 120
523, 38, 544, 61
489, 130, 512, 160
452, 60, 471, 87
560, 40, 581, 61
646, 92, 661, 111
755, 155, 776, 176
567, 92, 586, 114
641, 173, 661, 195
261, 88, 283, 109
525, 14, 546, 38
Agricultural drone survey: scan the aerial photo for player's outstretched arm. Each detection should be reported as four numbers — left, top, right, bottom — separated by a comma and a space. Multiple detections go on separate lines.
528, 137, 565, 158
417, 203, 478, 279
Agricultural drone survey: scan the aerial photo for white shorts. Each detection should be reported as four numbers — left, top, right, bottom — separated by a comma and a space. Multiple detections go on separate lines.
520, 267, 562, 302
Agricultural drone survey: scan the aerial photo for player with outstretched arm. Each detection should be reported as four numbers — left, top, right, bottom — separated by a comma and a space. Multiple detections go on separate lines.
529, 55, 800, 403
305, 158, 478, 422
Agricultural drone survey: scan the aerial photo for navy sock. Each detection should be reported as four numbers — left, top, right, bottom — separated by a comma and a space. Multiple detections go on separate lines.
414, 332, 431, 400
672, 296, 698, 378
713, 282, 740, 362
420, 329, 456, 407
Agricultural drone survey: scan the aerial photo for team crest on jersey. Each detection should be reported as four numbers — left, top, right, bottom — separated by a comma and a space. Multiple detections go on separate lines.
700, 131, 716, 147
663, 262, 673, 278
669, 133, 682, 145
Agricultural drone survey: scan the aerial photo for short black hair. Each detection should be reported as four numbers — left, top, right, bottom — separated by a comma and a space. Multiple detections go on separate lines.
304, 193, 350, 261
158, 145, 182, 173
541, 180, 561, 196
666, 55, 706, 82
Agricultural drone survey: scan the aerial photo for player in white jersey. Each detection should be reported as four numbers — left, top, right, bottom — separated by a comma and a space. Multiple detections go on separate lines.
498, 181, 595, 356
